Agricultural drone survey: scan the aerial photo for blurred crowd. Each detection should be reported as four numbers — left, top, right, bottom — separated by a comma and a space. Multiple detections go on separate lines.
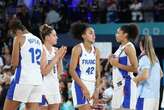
0, 0, 164, 39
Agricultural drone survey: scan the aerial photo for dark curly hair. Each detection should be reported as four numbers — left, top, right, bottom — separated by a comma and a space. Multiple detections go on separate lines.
70, 22, 90, 41
10, 20, 26, 35
120, 23, 139, 42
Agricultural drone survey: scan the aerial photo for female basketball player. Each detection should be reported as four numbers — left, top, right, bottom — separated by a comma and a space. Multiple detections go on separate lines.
108, 24, 139, 110
39, 24, 67, 110
69, 22, 101, 110
134, 36, 163, 110
3, 20, 43, 110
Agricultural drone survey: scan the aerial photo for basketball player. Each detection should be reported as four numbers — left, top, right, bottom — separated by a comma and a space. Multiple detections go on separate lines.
108, 24, 139, 110
134, 36, 163, 110
3, 20, 43, 110
69, 22, 101, 110
39, 24, 67, 110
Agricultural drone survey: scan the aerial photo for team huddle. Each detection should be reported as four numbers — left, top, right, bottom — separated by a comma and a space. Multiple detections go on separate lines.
2, 20, 163, 110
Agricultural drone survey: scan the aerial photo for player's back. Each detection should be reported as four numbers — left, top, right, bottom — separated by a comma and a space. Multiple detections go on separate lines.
139, 55, 161, 98
14, 33, 43, 85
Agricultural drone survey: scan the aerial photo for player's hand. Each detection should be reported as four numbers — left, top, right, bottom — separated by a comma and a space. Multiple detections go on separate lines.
109, 55, 119, 67
91, 89, 99, 101
56, 46, 67, 59
82, 86, 90, 101
60, 46, 67, 59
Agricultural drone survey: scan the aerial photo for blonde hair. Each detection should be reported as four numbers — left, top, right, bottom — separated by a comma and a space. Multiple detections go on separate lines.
140, 35, 157, 64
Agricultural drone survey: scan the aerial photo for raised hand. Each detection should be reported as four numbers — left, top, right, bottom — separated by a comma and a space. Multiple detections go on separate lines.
56, 46, 67, 60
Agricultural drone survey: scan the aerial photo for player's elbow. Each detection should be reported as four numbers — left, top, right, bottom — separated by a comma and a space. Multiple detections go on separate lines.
143, 72, 149, 80
131, 65, 138, 73
133, 67, 138, 73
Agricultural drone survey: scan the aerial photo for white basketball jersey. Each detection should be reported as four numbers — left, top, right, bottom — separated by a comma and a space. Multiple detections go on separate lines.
76, 43, 96, 82
14, 33, 43, 85
112, 42, 135, 85
112, 42, 137, 109
42, 45, 59, 95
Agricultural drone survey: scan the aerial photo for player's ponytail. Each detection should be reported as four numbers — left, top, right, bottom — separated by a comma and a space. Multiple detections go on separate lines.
40, 24, 53, 42
140, 36, 157, 64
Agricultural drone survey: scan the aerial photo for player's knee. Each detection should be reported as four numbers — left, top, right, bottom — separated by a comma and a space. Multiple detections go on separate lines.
25, 103, 39, 110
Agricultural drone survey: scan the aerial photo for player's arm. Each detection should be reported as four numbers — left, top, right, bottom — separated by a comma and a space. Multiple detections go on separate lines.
69, 45, 86, 89
117, 45, 138, 72
11, 35, 25, 73
55, 47, 63, 76
69, 45, 90, 100
160, 69, 163, 78
40, 47, 48, 75
91, 48, 101, 100
40, 46, 66, 76
95, 48, 101, 91
134, 68, 149, 84
57, 59, 63, 78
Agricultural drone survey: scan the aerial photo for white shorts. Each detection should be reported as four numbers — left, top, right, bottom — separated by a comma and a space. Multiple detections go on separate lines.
136, 98, 159, 110
6, 80, 42, 103
112, 79, 138, 109
40, 80, 61, 105
40, 93, 61, 105
71, 79, 95, 108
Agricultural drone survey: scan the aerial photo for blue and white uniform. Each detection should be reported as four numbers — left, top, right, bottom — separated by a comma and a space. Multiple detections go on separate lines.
136, 55, 161, 110
112, 42, 138, 110
41, 45, 61, 105
71, 43, 96, 107
7, 33, 43, 103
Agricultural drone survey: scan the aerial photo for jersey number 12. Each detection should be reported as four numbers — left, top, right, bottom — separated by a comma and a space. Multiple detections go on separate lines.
29, 48, 41, 65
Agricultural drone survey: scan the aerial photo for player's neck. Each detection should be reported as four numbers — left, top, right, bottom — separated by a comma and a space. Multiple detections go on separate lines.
44, 42, 52, 52
23, 30, 29, 34
121, 40, 129, 46
83, 42, 92, 52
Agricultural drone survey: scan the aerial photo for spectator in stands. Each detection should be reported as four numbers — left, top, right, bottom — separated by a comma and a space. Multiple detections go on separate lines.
130, 0, 143, 22
98, 0, 107, 23
154, 0, 164, 21
89, 0, 99, 23
142, 0, 154, 22
1, 45, 11, 68
31, 5, 43, 36
78, 0, 88, 22
117, 0, 132, 22
60, 81, 74, 110
16, 5, 31, 30
45, 5, 61, 31
0, 55, 4, 73
106, 0, 117, 23
0, 65, 12, 110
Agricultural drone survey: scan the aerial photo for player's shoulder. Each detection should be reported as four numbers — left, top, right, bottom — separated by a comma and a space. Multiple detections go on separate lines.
73, 44, 82, 52
124, 43, 136, 54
